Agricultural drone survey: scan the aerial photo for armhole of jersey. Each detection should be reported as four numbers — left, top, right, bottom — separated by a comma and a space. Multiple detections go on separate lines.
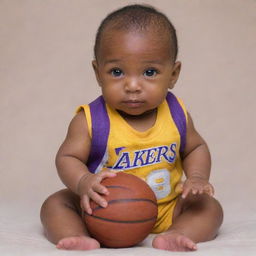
76, 105, 92, 138
177, 98, 188, 125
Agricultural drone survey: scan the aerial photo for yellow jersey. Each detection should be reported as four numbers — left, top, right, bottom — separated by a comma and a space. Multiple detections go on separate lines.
77, 92, 188, 233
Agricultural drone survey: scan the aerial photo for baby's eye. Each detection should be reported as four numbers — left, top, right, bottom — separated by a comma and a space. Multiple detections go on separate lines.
144, 69, 158, 77
110, 68, 123, 77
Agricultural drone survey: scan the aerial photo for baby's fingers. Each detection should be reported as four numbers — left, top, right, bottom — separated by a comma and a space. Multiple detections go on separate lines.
80, 195, 92, 215
99, 169, 117, 179
93, 183, 109, 195
204, 184, 215, 197
181, 186, 192, 199
192, 188, 200, 195
181, 184, 203, 198
89, 189, 108, 209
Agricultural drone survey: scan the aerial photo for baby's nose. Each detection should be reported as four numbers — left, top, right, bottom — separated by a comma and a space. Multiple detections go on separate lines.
124, 77, 142, 92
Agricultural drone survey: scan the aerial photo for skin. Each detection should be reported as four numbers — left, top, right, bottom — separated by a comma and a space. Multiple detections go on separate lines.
40, 27, 223, 251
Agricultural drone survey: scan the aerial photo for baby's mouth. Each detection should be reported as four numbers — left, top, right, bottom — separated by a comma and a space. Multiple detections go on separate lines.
122, 100, 145, 108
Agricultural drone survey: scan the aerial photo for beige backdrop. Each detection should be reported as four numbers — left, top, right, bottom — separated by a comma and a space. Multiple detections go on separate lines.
0, 0, 256, 255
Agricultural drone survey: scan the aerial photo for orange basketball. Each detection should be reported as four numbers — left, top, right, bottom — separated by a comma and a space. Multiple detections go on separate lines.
84, 172, 158, 248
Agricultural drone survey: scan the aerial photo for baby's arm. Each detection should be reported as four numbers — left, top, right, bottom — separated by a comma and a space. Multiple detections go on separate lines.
179, 112, 214, 198
55, 111, 116, 214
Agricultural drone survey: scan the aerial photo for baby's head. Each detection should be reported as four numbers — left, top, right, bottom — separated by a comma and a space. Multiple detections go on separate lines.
94, 4, 178, 63
92, 4, 181, 116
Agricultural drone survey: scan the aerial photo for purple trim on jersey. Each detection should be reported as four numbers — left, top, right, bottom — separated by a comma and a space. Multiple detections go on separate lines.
166, 92, 187, 154
87, 96, 110, 173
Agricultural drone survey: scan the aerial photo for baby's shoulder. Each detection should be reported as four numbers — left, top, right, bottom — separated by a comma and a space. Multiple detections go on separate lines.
67, 110, 89, 138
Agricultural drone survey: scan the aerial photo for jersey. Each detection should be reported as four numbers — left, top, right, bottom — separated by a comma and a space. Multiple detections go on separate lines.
77, 92, 188, 233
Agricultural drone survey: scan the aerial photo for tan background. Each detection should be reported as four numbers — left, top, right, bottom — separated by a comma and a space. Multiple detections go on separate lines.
0, 0, 256, 255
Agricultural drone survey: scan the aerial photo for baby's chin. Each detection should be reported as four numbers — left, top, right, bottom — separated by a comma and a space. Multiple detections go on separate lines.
116, 108, 157, 119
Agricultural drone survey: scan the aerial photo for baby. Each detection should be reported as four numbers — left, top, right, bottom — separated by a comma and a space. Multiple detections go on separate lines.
40, 4, 223, 252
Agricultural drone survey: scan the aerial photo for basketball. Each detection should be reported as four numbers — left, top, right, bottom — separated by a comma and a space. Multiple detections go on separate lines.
84, 172, 158, 248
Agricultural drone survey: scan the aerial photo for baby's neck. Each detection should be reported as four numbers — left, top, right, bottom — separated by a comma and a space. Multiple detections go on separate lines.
117, 108, 157, 132
117, 108, 156, 119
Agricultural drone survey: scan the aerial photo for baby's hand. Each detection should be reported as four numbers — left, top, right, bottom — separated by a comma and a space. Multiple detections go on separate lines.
77, 170, 116, 215
176, 175, 214, 199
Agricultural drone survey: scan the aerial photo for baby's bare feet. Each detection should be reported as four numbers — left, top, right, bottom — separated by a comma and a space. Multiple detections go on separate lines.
152, 231, 197, 251
56, 236, 100, 250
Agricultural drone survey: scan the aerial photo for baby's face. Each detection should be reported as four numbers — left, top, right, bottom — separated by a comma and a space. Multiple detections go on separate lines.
93, 29, 181, 116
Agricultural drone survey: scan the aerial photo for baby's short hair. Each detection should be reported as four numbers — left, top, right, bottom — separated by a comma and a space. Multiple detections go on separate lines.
94, 4, 178, 62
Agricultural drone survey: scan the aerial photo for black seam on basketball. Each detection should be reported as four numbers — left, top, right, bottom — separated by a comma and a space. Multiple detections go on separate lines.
85, 212, 157, 224
92, 198, 157, 211
105, 185, 131, 190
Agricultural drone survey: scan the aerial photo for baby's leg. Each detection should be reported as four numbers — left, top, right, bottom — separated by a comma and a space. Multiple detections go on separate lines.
152, 194, 223, 251
40, 189, 100, 250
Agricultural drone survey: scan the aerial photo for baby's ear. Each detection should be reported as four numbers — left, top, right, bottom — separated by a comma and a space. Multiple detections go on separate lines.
92, 60, 102, 87
169, 61, 181, 89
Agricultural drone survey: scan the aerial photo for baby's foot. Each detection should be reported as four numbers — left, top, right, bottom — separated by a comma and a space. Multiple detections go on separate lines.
152, 231, 197, 251
56, 236, 100, 250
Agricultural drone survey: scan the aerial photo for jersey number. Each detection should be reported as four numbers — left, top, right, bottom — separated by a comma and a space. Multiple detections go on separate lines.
146, 169, 171, 200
